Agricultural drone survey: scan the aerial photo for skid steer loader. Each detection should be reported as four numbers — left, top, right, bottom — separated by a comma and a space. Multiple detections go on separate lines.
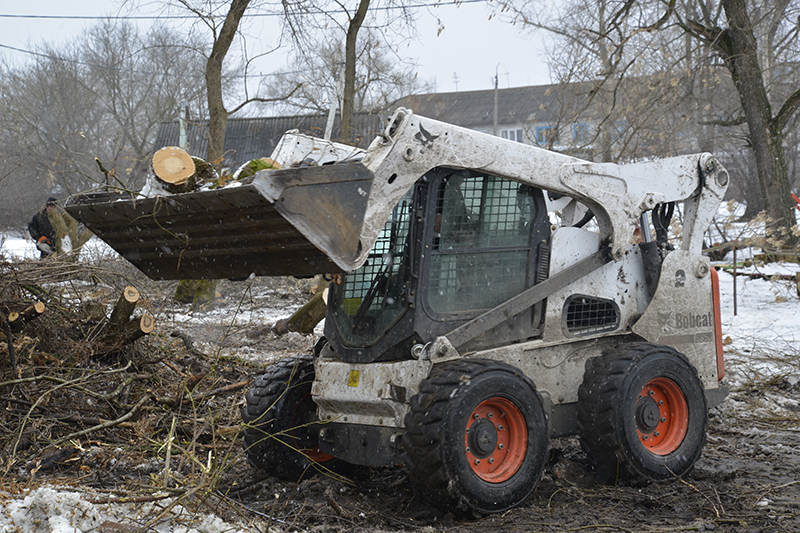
66, 108, 729, 514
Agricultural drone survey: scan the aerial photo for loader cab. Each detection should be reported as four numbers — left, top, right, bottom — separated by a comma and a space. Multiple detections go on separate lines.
325, 168, 551, 363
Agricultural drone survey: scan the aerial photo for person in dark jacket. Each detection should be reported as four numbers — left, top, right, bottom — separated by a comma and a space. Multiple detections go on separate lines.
28, 197, 58, 258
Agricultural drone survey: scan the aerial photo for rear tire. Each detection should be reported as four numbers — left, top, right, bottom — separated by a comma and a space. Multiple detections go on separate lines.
577, 343, 707, 482
403, 359, 548, 513
241, 355, 351, 480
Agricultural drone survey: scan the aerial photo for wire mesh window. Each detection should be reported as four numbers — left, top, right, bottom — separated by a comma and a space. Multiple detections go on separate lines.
563, 294, 620, 336
333, 190, 413, 346
428, 173, 538, 313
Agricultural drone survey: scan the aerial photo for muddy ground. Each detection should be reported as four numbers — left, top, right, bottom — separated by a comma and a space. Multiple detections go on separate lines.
3, 266, 799, 532
171, 277, 800, 533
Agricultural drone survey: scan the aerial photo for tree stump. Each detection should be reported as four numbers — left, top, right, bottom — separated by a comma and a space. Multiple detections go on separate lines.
109, 286, 140, 327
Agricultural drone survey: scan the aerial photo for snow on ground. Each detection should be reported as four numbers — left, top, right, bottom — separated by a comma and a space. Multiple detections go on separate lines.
1, 233, 116, 262
716, 259, 800, 389
0, 486, 266, 533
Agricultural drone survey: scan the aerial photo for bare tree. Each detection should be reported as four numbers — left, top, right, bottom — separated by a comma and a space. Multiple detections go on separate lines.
0, 23, 209, 227
82, 21, 208, 180
281, 0, 416, 143
505, 0, 800, 236
263, 30, 433, 116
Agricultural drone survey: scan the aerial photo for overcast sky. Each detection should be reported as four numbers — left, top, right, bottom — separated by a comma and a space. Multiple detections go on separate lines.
0, 0, 552, 95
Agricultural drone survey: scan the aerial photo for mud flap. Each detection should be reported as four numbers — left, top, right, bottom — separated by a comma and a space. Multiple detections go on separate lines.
65, 162, 373, 280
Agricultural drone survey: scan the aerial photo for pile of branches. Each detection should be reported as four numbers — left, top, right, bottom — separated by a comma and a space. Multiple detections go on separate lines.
0, 256, 258, 502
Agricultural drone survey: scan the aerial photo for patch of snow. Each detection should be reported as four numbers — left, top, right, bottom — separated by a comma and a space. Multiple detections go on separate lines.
0, 486, 254, 533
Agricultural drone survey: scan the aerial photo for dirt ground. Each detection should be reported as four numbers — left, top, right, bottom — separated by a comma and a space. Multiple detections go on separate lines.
3, 266, 799, 533
188, 279, 800, 533
215, 395, 800, 533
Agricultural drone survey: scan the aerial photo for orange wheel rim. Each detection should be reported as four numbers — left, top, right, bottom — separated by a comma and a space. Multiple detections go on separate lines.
293, 393, 334, 462
464, 397, 527, 482
635, 377, 689, 455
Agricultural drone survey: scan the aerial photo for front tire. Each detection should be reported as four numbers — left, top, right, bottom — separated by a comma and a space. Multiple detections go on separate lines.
241, 355, 350, 480
577, 343, 707, 482
403, 359, 548, 513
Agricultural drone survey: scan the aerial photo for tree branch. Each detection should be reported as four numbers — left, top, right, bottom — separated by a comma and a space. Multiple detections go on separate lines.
226, 83, 304, 116
699, 115, 747, 127
773, 88, 800, 133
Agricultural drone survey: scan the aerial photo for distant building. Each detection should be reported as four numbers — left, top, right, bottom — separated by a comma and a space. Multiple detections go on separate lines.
392, 84, 598, 159
153, 112, 384, 171
153, 83, 610, 166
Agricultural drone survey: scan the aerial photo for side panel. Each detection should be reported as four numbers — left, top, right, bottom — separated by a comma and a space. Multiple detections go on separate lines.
632, 251, 720, 388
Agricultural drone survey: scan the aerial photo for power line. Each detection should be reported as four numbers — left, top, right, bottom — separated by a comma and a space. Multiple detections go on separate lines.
0, 42, 308, 80
0, 1, 490, 21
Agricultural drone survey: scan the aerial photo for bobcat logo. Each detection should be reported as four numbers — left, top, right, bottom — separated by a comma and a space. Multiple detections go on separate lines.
415, 124, 439, 149
657, 311, 671, 327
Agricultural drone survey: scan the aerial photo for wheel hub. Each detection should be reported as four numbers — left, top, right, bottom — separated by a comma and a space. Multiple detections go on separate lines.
635, 396, 660, 433
468, 419, 498, 458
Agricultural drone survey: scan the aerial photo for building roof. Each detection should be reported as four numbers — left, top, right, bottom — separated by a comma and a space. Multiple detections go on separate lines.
392, 83, 597, 128
152, 83, 602, 170
153, 111, 385, 170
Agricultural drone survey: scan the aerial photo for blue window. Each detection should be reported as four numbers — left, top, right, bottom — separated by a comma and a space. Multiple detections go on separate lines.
535, 126, 559, 146
572, 123, 590, 143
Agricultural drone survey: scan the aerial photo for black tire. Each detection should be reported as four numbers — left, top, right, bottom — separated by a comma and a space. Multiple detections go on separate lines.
577, 343, 707, 482
241, 355, 351, 480
403, 359, 548, 513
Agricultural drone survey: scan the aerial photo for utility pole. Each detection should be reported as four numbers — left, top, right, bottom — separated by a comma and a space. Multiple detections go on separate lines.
452, 72, 459, 91
493, 66, 499, 137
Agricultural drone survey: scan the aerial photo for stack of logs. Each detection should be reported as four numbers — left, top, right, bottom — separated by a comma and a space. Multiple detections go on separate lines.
7, 301, 46, 333
2, 285, 155, 375
151, 146, 279, 194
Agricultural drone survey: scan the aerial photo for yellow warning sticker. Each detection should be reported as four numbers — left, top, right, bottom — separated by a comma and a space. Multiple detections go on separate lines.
347, 370, 361, 387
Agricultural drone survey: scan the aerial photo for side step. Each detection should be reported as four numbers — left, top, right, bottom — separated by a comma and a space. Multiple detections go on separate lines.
65, 163, 373, 280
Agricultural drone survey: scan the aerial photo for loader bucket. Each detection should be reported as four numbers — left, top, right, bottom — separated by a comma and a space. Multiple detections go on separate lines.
65, 162, 373, 280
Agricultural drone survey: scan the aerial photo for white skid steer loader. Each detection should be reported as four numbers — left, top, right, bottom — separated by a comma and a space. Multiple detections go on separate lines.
67, 108, 729, 513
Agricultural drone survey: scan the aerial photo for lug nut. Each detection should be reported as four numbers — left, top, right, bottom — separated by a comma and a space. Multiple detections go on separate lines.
475, 459, 481, 465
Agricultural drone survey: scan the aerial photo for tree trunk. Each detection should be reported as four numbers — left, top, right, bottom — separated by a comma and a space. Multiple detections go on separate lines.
48, 208, 94, 258
152, 146, 196, 193
205, 0, 250, 165
101, 314, 155, 347
174, 279, 217, 309
720, 0, 796, 242
341, 0, 370, 144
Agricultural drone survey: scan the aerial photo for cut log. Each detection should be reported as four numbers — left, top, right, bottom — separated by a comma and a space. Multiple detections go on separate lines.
152, 146, 196, 194
109, 286, 140, 326
152, 147, 219, 194
102, 314, 155, 347
273, 288, 327, 335
9, 301, 46, 333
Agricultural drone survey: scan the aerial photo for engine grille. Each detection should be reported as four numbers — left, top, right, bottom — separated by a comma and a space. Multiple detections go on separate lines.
563, 294, 620, 336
